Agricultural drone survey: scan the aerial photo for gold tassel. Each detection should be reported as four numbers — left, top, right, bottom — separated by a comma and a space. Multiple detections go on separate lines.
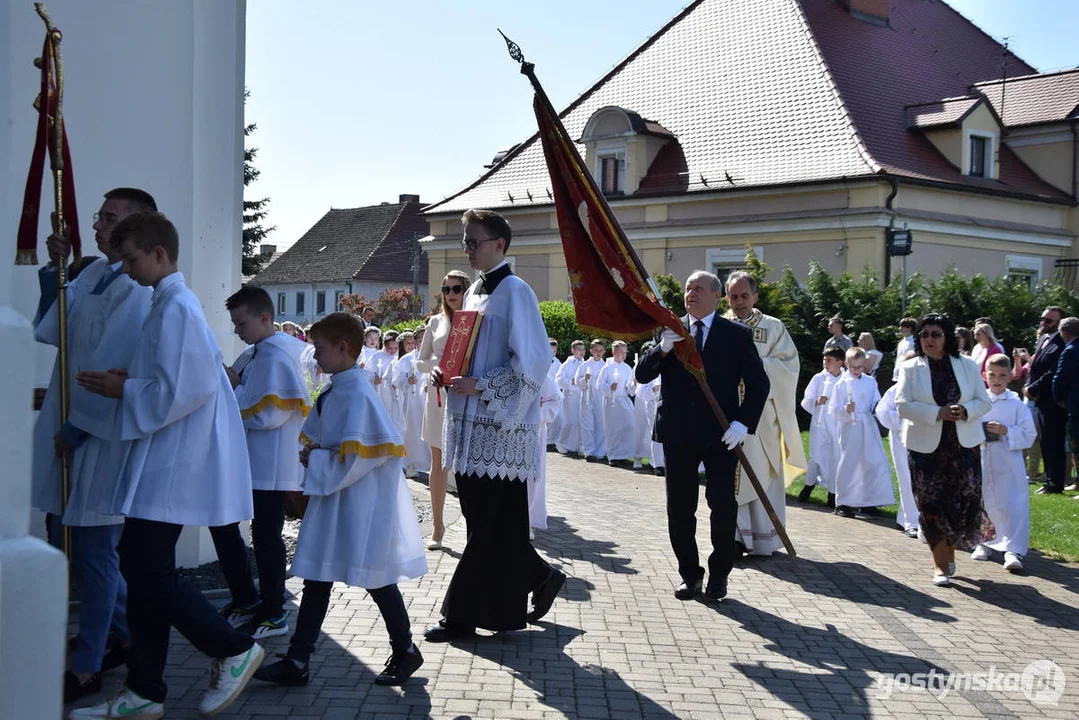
15, 249, 38, 265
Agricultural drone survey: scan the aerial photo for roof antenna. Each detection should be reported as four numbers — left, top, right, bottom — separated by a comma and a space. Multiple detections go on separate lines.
999, 37, 1010, 153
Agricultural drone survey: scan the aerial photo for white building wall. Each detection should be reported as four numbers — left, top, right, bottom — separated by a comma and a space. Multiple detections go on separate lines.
5, 0, 247, 571
260, 280, 422, 326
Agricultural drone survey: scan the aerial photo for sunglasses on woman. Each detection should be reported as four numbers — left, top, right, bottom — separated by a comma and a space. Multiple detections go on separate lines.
441, 284, 464, 294
919, 330, 945, 339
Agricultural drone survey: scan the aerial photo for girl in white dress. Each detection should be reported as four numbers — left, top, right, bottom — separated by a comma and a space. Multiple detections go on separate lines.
394, 331, 429, 477
373, 330, 402, 432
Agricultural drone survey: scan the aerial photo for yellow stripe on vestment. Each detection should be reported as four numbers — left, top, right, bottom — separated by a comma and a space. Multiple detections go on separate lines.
338, 440, 407, 462
240, 394, 311, 419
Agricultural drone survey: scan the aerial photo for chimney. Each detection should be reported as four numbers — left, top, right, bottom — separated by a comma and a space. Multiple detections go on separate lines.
840, 0, 889, 27
398, 193, 420, 203
260, 244, 276, 257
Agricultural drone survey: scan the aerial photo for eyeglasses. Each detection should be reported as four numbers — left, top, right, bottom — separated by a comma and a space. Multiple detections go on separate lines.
93, 212, 119, 227
1040, 317, 1055, 324
460, 237, 499, 252
441, 284, 464, 294
919, 330, 945, 339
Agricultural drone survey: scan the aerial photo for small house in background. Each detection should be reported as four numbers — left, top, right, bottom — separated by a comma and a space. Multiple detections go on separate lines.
250, 194, 429, 325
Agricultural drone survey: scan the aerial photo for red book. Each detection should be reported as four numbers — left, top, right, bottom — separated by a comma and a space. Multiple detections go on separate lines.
439, 310, 484, 380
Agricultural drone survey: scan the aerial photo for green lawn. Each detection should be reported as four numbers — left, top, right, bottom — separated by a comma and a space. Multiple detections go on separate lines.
786, 430, 1079, 562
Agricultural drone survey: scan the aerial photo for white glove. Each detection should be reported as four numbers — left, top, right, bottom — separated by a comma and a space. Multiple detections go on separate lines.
722, 421, 749, 450
659, 329, 684, 354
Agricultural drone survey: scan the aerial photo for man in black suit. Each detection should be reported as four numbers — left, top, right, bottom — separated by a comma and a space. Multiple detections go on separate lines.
635, 271, 769, 602
1024, 306, 1067, 494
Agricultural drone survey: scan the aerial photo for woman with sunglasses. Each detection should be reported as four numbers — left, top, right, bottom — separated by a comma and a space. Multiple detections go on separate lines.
895, 314, 993, 586
415, 270, 470, 550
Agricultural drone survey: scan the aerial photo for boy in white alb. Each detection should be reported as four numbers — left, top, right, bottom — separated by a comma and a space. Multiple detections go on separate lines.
828, 347, 895, 518
875, 351, 920, 538
972, 354, 1036, 571
209, 285, 311, 640
598, 341, 636, 468
575, 340, 608, 461
74, 212, 262, 719
799, 347, 844, 505
254, 312, 427, 687
530, 374, 563, 538
555, 340, 586, 455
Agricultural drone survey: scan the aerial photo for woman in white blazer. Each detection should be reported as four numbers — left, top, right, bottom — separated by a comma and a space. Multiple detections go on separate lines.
896, 313, 993, 587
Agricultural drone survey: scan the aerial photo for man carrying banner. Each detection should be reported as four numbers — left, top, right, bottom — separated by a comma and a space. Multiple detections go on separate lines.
723, 271, 807, 556
636, 271, 770, 600
425, 209, 566, 642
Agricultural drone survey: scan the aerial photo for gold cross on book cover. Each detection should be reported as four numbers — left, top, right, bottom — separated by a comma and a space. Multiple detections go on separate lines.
439, 311, 484, 380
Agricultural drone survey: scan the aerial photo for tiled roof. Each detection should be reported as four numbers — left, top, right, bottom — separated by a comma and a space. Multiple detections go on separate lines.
426, 0, 877, 214
975, 69, 1079, 128
427, 0, 1070, 216
905, 97, 981, 129
242, 250, 283, 284
250, 201, 428, 286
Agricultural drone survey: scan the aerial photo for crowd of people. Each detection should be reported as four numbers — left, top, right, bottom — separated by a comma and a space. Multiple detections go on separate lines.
34, 191, 1073, 718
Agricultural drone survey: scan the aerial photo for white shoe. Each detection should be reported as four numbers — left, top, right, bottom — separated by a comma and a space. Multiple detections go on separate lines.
917, 528, 927, 544
425, 537, 442, 550
199, 643, 264, 717
69, 688, 164, 719
1003, 552, 1024, 572
970, 544, 991, 561
404, 465, 418, 479
632, 460, 643, 469
933, 573, 951, 587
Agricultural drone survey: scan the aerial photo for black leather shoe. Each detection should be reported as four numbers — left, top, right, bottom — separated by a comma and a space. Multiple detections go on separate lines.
528, 568, 567, 623
1036, 486, 1062, 495
254, 653, 309, 686
654, 467, 665, 477
827, 492, 836, 509
423, 620, 476, 643
375, 644, 424, 685
797, 485, 814, 503
674, 577, 702, 600
860, 506, 881, 517
835, 505, 855, 518
703, 579, 728, 603
64, 671, 102, 703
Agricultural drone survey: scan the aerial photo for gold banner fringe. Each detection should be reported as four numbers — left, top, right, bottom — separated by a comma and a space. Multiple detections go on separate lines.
15, 249, 38, 265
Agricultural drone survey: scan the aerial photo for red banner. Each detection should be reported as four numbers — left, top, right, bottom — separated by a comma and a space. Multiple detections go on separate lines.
533, 95, 703, 377
16, 33, 81, 265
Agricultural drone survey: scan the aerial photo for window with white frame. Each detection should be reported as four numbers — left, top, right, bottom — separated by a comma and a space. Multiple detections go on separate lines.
596, 150, 626, 195
295, 292, 305, 315
316, 291, 326, 315
707, 247, 764, 293
277, 292, 286, 314
1005, 254, 1041, 291
968, 132, 993, 178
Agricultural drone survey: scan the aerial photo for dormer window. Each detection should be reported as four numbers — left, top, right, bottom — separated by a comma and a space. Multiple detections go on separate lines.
579, 106, 674, 196
969, 134, 988, 177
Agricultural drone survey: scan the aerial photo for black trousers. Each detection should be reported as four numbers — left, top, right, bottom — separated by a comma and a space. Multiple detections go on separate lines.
118, 518, 254, 703
662, 439, 739, 587
1039, 404, 1068, 491
440, 473, 551, 631
209, 490, 288, 616
289, 580, 411, 662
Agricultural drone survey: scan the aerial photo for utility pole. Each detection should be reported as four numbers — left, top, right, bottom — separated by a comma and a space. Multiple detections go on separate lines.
410, 233, 425, 300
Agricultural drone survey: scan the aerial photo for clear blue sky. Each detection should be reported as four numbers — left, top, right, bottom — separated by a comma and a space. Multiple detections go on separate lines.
244, 0, 1078, 251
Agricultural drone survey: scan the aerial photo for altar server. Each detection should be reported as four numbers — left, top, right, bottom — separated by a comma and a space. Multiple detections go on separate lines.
629, 344, 656, 469
373, 330, 402, 431
253, 312, 427, 687
74, 212, 261, 719
971, 354, 1036, 571
598, 341, 637, 468
530, 374, 563, 536
393, 330, 430, 477
210, 285, 311, 640
874, 354, 920, 538
33, 188, 155, 702
798, 347, 844, 504
575, 339, 608, 461
545, 338, 564, 447
555, 340, 586, 455
828, 347, 895, 517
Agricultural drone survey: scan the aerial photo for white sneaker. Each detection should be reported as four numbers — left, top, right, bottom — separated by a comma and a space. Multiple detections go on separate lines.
69, 688, 164, 719
971, 544, 992, 561
1003, 552, 1024, 572
404, 464, 418, 479
199, 643, 264, 717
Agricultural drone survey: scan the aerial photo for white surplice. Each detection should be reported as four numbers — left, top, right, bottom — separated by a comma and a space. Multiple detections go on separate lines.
530, 375, 562, 530
231, 331, 310, 492
443, 268, 551, 483
555, 356, 585, 453
629, 377, 653, 461
545, 356, 564, 445
828, 374, 895, 508
598, 360, 636, 461
644, 378, 665, 469
874, 385, 918, 532
102, 272, 253, 526
32, 260, 152, 525
393, 351, 430, 473
292, 366, 427, 587
980, 389, 1035, 555
574, 358, 607, 458
727, 310, 807, 555
373, 350, 402, 432
800, 369, 841, 493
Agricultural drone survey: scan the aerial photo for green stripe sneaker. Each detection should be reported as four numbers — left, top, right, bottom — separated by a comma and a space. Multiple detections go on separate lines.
68, 687, 163, 719
238, 612, 290, 640
198, 643, 265, 718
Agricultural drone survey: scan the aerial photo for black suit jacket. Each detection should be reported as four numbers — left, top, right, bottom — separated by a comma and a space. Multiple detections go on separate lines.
635, 314, 770, 446
1026, 332, 1065, 410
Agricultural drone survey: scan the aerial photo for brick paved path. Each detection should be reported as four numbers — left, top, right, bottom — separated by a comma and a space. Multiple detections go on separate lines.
70, 454, 1078, 719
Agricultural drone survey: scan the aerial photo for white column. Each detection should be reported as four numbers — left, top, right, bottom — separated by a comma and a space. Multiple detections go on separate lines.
1, 3, 69, 716
6, 0, 247, 568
